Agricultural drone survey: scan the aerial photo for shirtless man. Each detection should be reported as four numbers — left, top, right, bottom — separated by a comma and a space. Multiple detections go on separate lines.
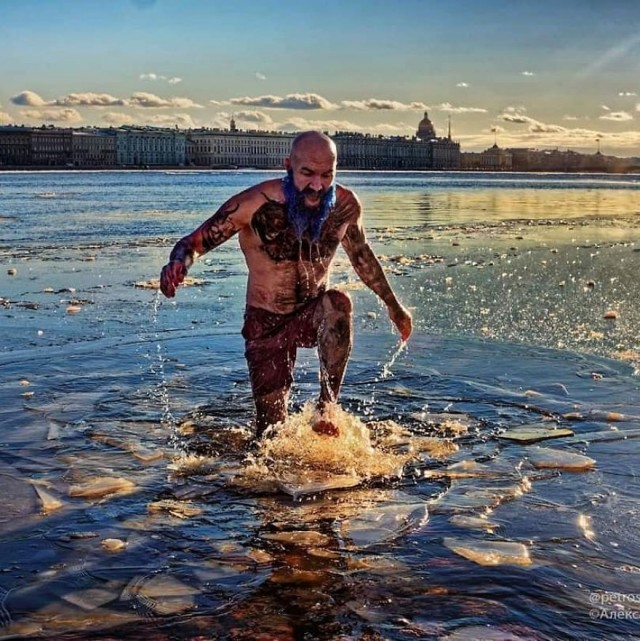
160, 131, 412, 438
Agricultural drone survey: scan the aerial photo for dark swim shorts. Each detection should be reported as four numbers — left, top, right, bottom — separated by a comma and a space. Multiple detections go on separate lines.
242, 296, 324, 397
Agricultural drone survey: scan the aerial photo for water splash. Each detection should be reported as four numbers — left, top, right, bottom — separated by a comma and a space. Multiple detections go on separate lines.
150, 291, 182, 452
380, 340, 407, 380
238, 403, 410, 489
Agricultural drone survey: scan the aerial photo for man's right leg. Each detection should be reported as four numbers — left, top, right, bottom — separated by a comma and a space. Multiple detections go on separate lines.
243, 306, 296, 440
254, 387, 289, 438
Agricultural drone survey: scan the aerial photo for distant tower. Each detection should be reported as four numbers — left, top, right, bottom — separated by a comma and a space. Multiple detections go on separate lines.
447, 114, 452, 141
230, 116, 237, 132
416, 111, 436, 141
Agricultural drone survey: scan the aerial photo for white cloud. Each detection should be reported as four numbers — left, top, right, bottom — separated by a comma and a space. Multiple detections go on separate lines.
147, 113, 197, 128
54, 92, 126, 107
600, 111, 633, 122
11, 90, 49, 106
234, 110, 274, 125
273, 116, 408, 136
499, 109, 567, 133
528, 122, 567, 133
22, 108, 83, 123
129, 92, 203, 108
276, 116, 366, 132
499, 109, 536, 125
340, 99, 427, 111
602, 104, 611, 111
229, 93, 338, 110
431, 102, 488, 114
522, 71, 535, 76
0, 111, 12, 124
255, 72, 267, 81
619, 91, 637, 97
140, 72, 182, 85
102, 112, 135, 125
456, 82, 469, 88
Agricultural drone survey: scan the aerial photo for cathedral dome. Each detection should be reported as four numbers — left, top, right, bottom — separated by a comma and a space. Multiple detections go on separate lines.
416, 111, 436, 140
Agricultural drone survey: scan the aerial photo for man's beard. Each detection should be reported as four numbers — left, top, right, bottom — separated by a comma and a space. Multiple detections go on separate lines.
283, 170, 336, 242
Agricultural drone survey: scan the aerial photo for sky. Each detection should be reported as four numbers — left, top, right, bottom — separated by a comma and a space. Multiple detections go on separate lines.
2, 0, 640, 156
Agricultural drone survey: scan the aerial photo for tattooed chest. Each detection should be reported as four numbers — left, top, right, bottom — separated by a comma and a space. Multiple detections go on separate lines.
250, 202, 342, 262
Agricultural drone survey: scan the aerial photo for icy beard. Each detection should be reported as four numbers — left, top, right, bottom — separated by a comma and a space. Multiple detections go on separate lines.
283, 170, 337, 242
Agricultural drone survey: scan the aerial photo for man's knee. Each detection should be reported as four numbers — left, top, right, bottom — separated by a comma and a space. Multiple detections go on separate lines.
323, 289, 353, 317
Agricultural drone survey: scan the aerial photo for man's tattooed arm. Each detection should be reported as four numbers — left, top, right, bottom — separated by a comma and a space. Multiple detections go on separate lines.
341, 219, 398, 308
341, 213, 413, 341
169, 201, 241, 268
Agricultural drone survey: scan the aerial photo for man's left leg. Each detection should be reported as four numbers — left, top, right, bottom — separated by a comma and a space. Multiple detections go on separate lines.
313, 290, 353, 434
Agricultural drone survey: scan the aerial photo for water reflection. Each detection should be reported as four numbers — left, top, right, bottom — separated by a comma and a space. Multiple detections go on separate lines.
362, 186, 640, 230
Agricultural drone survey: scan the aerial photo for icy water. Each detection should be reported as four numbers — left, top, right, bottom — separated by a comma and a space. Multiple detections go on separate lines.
1, 170, 640, 640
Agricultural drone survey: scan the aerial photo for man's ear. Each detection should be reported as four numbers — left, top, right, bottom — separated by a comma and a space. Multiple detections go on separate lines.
284, 157, 291, 172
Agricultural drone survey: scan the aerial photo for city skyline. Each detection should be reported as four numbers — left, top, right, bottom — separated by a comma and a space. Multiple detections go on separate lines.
3, 0, 640, 156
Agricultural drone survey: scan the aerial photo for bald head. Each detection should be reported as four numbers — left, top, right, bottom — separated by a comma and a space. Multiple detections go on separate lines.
289, 131, 337, 164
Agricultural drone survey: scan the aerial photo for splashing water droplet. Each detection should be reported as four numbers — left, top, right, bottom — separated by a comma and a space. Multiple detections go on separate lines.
151, 291, 183, 452
380, 341, 407, 380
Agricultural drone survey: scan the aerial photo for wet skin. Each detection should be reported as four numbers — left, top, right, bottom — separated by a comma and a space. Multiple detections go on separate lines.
161, 133, 412, 437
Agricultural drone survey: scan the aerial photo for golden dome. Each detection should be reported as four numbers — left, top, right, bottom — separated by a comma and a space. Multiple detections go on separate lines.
416, 111, 436, 140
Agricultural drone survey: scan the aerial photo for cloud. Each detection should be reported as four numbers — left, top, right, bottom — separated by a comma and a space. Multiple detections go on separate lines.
619, 91, 637, 97
528, 122, 567, 133
273, 116, 408, 136
234, 110, 274, 125
53, 92, 126, 107
21, 108, 83, 123
255, 72, 267, 81
499, 109, 535, 125
276, 116, 365, 132
340, 99, 428, 111
562, 115, 579, 121
602, 105, 610, 111
0, 111, 12, 124
140, 72, 182, 84
600, 111, 633, 122
431, 102, 488, 114
11, 90, 49, 106
498, 109, 567, 133
102, 112, 135, 125
229, 93, 338, 110
147, 113, 197, 128
456, 82, 469, 88
522, 71, 535, 76
128, 92, 203, 108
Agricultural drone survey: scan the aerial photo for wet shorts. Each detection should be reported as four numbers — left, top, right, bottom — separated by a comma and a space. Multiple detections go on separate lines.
242, 297, 324, 398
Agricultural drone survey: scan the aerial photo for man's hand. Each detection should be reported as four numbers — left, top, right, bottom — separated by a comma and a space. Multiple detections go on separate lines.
160, 259, 188, 298
389, 303, 413, 342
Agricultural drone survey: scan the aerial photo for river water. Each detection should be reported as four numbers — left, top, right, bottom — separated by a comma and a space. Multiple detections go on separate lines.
1, 170, 640, 640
